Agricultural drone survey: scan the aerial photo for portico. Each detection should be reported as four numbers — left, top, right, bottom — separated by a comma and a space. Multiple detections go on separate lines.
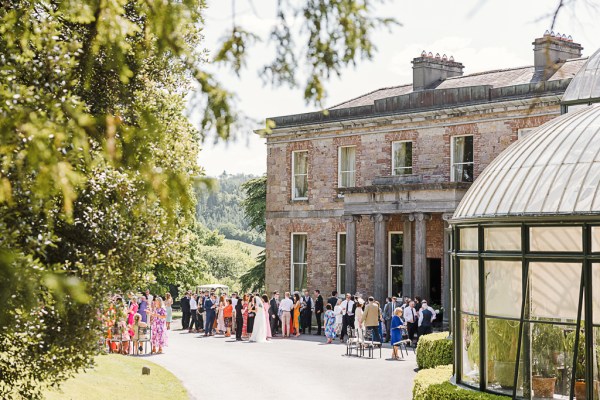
340, 176, 470, 325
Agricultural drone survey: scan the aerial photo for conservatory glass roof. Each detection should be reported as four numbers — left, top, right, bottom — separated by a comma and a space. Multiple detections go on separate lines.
454, 103, 600, 219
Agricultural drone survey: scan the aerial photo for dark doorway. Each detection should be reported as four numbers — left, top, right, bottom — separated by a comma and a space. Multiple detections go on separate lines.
428, 258, 442, 305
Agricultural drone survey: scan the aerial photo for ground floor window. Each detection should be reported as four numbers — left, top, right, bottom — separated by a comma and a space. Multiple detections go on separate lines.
389, 232, 403, 297
291, 233, 307, 292
337, 232, 346, 294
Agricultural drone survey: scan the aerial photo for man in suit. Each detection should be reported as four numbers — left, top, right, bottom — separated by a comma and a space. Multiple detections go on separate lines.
314, 290, 324, 335
234, 294, 244, 341
339, 293, 355, 341
269, 291, 280, 336
301, 289, 313, 334
180, 292, 190, 330
362, 296, 382, 343
404, 300, 418, 346
204, 293, 217, 336
327, 291, 338, 310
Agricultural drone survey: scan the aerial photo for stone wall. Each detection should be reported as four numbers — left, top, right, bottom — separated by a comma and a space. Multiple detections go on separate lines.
265, 102, 563, 296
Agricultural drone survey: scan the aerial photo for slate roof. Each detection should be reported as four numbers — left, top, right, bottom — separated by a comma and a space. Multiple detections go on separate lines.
330, 58, 587, 110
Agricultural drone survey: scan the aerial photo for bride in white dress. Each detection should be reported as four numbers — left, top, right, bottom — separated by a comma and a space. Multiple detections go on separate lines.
249, 295, 268, 343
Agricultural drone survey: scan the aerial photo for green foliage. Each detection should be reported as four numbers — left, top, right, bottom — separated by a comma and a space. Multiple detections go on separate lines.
196, 173, 265, 246
565, 329, 586, 380
415, 382, 507, 400
239, 250, 266, 293
412, 364, 452, 400
241, 174, 267, 234
532, 323, 564, 378
0, 1, 204, 397
416, 332, 454, 370
230, 0, 399, 106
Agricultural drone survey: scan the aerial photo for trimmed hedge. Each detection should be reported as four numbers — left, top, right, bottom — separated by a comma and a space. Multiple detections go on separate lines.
412, 364, 453, 399
416, 332, 453, 369
418, 382, 507, 400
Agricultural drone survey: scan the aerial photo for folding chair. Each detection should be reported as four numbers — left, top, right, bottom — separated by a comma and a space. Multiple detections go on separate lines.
108, 326, 123, 354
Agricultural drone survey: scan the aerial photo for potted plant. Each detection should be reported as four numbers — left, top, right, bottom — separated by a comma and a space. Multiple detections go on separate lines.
487, 318, 522, 389
532, 323, 563, 398
565, 330, 586, 399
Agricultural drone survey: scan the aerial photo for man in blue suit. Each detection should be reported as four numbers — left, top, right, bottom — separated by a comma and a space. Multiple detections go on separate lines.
204, 293, 217, 336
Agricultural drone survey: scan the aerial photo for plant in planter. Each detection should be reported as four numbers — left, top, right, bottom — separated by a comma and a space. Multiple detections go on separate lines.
532, 323, 563, 398
565, 330, 586, 400
464, 315, 480, 376
486, 318, 521, 389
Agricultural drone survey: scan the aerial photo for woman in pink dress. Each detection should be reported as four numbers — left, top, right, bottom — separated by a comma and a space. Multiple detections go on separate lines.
151, 297, 168, 354
261, 294, 272, 339
127, 297, 138, 326
241, 295, 249, 339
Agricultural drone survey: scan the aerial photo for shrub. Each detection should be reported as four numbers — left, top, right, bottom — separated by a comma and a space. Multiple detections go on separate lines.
413, 364, 453, 399
418, 382, 507, 400
416, 332, 453, 369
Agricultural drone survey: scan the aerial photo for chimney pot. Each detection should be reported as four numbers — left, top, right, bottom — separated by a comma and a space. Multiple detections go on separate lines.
412, 52, 464, 91
421, 50, 427, 57
533, 34, 583, 79
544, 30, 551, 36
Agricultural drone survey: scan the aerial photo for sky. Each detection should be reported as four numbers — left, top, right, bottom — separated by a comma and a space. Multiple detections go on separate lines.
195, 0, 600, 177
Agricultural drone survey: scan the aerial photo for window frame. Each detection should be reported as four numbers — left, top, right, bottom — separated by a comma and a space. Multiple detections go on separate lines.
450, 134, 474, 183
290, 232, 308, 292
291, 150, 309, 200
338, 145, 357, 188
388, 231, 403, 296
337, 232, 346, 294
391, 141, 413, 176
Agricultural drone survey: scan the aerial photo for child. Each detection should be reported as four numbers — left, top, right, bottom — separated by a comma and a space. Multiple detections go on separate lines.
132, 313, 147, 355
324, 304, 336, 344
117, 319, 131, 355
223, 299, 233, 337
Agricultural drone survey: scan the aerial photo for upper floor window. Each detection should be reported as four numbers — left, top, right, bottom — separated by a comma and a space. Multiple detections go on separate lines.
338, 146, 356, 188
451, 135, 474, 183
392, 141, 413, 175
292, 151, 308, 200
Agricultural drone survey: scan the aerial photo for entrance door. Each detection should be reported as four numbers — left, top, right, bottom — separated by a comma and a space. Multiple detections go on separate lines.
428, 258, 441, 304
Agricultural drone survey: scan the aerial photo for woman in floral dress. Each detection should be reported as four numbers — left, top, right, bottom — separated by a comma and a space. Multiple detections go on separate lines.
324, 304, 336, 344
151, 297, 168, 354
241, 294, 249, 339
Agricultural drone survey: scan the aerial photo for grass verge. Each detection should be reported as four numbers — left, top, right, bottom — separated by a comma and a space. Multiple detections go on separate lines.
44, 354, 188, 400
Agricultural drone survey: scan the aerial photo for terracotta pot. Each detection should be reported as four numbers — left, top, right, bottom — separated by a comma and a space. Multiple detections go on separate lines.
532, 376, 556, 398
575, 380, 586, 400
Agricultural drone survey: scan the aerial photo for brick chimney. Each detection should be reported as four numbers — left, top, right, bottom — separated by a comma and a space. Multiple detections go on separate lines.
412, 52, 464, 91
533, 32, 583, 79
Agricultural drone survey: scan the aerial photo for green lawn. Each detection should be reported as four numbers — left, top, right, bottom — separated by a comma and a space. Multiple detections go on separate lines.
44, 354, 188, 400
224, 239, 264, 258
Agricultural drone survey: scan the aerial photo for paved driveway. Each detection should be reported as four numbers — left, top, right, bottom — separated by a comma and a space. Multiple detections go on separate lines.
151, 321, 417, 400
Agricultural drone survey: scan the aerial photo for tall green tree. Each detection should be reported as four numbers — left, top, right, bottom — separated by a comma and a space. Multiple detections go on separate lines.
239, 175, 267, 292
0, 1, 395, 397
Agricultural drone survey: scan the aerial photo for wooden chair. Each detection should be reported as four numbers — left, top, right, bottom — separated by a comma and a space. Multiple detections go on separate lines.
137, 326, 152, 355
363, 328, 382, 359
346, 327, 360, 357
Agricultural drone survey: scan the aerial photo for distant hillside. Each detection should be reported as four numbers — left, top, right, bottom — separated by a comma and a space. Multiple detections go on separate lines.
195, 173, 265, 247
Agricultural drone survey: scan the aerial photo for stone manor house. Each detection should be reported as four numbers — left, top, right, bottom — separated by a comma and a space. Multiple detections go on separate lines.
263, 33, 589, 320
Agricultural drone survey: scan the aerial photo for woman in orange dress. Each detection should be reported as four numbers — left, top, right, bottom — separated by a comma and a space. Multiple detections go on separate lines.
293, 293, 301, 337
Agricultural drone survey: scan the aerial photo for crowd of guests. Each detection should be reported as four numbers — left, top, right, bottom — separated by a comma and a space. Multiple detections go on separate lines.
103, 289, 173, 355
178, 289, 438, 353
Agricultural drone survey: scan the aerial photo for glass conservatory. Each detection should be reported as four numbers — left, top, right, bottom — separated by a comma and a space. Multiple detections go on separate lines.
451, 48, 600, 400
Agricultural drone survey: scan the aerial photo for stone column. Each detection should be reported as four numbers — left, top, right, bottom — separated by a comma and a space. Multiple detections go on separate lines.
343, 215, 361, 295
370, 213, 390, 302
442, 213, 454, 331
410, 212, 430, 299
401, 215, 412, 299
